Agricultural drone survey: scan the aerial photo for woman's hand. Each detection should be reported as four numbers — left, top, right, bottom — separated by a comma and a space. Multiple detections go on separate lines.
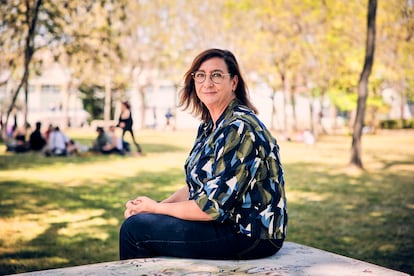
124, 196, 158, 219
123, 194, 213, 221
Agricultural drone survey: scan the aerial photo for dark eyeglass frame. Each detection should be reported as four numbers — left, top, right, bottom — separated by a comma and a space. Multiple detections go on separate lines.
191, 71, 232, 84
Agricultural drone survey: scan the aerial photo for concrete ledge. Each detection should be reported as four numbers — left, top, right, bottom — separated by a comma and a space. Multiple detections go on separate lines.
13, 242, 407, 276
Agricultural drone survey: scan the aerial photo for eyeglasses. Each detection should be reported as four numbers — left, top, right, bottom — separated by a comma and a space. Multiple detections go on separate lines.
191, 71, 232, 84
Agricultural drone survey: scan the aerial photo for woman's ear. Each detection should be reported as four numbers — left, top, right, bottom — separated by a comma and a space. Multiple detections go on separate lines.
232, 75, 239, 92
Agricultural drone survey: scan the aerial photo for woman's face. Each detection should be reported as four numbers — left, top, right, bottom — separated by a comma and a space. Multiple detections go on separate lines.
194, 57, 238, 114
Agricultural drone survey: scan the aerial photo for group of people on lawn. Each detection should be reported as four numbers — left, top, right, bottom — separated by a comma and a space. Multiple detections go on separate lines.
5, 121, 74, 156
5, 101, 142, 157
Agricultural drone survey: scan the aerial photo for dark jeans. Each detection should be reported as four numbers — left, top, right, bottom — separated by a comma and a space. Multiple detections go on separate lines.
119, 213, 283, 260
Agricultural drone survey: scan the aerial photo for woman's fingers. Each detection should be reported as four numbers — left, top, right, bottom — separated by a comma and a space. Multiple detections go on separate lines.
124, 208, 133, 218
124, 196, 156, 218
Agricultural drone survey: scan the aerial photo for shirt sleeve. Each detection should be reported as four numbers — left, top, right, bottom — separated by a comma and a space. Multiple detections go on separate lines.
192, 119, 261, 222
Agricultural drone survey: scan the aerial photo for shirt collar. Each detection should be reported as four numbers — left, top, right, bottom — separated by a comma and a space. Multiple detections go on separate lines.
202, 99, 240, 135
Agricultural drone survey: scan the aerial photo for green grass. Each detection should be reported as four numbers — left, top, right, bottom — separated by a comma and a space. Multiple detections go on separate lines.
0, 129, 413, 275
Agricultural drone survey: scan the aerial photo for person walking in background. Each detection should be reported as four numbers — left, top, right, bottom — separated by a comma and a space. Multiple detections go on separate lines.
164, 108, 174, 129
117, 101, 143, 154
119, 49, 287, 260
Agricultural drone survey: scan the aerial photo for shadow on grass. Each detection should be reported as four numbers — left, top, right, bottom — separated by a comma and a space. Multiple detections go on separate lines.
0, 158, 413, 275
284, 162, 414, 275
381, 157, 414, 170
0, 166, 185, 274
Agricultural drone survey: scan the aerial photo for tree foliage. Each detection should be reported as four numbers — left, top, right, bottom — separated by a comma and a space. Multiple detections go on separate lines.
0, 0, 412, 135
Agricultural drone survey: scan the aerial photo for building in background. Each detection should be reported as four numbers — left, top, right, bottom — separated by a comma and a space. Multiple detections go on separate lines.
1, 62, 411, 133
0, 63, 90, 130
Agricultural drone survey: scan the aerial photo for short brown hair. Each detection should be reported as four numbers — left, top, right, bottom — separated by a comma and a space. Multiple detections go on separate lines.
179, 49, 257, 122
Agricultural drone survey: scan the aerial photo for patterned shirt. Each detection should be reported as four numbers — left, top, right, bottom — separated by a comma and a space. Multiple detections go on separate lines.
185, 99, 288, 240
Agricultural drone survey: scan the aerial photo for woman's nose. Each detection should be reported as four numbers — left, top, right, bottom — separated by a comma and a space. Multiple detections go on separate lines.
202, 75, 214, 87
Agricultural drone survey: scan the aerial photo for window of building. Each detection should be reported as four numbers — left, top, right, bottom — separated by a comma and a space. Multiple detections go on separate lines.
41, 85, 60, 94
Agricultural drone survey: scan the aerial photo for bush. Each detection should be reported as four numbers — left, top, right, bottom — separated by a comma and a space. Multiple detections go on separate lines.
380, 119, 414, 129
402, 119, 414, 129
380, 119, 399, 129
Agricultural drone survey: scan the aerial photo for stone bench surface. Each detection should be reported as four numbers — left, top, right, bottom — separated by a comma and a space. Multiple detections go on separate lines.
13, 242, 407, 276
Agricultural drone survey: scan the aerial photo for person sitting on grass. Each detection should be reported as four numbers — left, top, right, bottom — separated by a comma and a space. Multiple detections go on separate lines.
10, 124, 30, 153
101, 125, 124, 155
29, 121, 47, 151
91, 126, 111, 153
44, 126, 70, 157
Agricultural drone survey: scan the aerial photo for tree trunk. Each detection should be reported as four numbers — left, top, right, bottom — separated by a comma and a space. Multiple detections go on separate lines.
318, 88, 328, 135
399, 85, 406, 121
104, 72, 112, 124
290, 88, 297, 132
24, 75, 28, 126
63, 80, 72, 129
308, 92, 315, 135
269, 89, 276, 131
280, 73, 288, 134
2, 0, 42, 137
350, 0, 377, 169
139, 86, 146, 129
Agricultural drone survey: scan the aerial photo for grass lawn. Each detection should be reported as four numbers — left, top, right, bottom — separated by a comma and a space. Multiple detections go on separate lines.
0, 128, 413, 275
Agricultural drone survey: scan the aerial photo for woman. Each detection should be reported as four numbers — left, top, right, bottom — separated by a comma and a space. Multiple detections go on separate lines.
119, 49, 288, 260
12, 125, 30, 153
117, 101, 142, 154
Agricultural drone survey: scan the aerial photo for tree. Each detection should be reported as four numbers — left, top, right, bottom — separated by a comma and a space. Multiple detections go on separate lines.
1, 0, 43, 138
376, 0, 414, 123
1, 0, 410, 135
350, 0, 377, 169
64, 1, 128, 124
0, 0, 77, 134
